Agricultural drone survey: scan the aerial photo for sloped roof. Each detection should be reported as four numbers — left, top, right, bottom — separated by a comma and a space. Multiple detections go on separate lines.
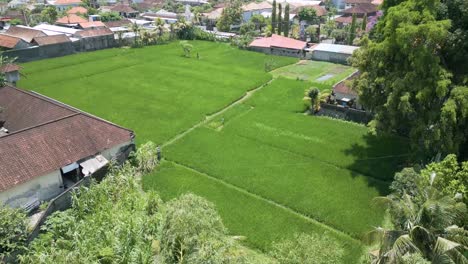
345, 0, 372, 4
242, 1, 272, 11
344, 3, 377, 14
0, 34, 22, 48
111, 4, 137, 13
56, 14, 88, 24
0, 64, 21, 73
103, 19, 131, 28
334, 15, 362, 24
333, 71, 359, 96
67, 6, 88, 14
0, 86, 134, 192
79, 21, 106, 29
76, 27, 113, 37
203, 7, 223, 20
249, 34, 306, 50
371, 0, 383, 5
6, 26, 46, 43
291, 4, 327, 16
54, 0, 82, 5
33, 34, 71, 46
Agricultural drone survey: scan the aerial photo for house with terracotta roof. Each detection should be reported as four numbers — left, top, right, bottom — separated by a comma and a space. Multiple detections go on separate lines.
249, 34, 307, 57
67, 6, 88, 15
111, 4, 138, 18
0, 34, 30, 50
242, 1, 272, 22
334, 3, 377, 26
0, 64, 21, 84
0, 86, 135, 209
56, 14, 89, 26
6, 26, 47, 43
332, 71, 362, 109
52, 0, 83, 11
32, 34, 72, 46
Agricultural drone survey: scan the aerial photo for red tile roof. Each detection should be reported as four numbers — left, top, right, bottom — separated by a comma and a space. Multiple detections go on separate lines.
0, 34, 21, 48
56, 14, 88, 24
0, 64, 21, 73
76, 28, 113, 37
67, 6, 88, 14
79, 21, 106, 29
249, 34, 306, 50
33, 34, 71, 46
6, 26, 46, 43
111, 4, 137, 13
333, 71, 359, 96
0, 86, 134, 192
344, 3, 377, 14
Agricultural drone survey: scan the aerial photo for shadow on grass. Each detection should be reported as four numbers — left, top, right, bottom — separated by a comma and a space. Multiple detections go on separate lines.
343, 132, 411, 195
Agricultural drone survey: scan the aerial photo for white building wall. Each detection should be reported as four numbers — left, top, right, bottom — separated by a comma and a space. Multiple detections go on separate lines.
0, 170, 63, 208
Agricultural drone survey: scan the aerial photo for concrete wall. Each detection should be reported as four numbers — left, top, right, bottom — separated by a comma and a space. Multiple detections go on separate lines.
101, 140, 135, 164
76, 35, 116, 51
317, 103, 372, 124
312, 50, 351, 64
250, 46, 305, 58
0, 170, 63, 208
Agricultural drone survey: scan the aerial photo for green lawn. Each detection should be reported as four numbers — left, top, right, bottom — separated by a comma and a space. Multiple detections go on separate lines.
19, 41, 296, 145
19, 43, 408, 263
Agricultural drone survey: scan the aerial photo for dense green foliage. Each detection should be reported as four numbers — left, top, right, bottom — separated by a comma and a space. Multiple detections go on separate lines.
0, 205, 27, 260
351, 0, 468, 159
369, 156, 468, 263
216, 0, 242, 32
19, 41, 296, 145
271, 0, 276, 34
277, 4, 282, 35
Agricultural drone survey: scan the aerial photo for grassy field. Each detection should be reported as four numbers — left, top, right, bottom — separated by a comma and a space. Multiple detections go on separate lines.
20, 43, 409, 263
19, 41, 296, 145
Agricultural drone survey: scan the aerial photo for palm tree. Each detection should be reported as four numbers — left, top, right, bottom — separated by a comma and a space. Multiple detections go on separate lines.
154, 18, 165, 38
131, 22, 141, 45
367, 186, 467, 264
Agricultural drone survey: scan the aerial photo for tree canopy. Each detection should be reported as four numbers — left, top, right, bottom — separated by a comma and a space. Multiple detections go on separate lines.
351, 0, 468, 159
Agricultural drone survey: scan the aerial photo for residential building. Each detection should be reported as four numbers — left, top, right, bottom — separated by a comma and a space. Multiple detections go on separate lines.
67, 6, 88, 15
175, 0, 207, 6
78, 21, 107, 29
111, 4, 138, 18
51, 0, 83, 12
33, 24, 82, 37
249, 34, 307, 57
6, 26, 47, 43
0, 86, 135, 209
0, 34, 30, 50
0, 64, 21, 85
308, 43, 358, 63
334, 3, 377, 26
242, 1, 272, 22
141, 9, 177, 23
32, 34, 72, 46
332, 71, 362, 109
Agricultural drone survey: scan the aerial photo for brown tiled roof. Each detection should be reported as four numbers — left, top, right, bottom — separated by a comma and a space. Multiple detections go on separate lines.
76, 28, 113, 37
103, 19, 131, 28
333, 71, 359, 96
344, 3, 377, 14
67, 6, 88, 14
79, 21, 106, 29
334, 15, 362, 24
111, 4, 137, 13
56, 14, 88, 24
0, 86, 134, 192
5, 26, 46, 43
33, 34, 71, 46
0, 64, 21, 73
0, 34, 21, 48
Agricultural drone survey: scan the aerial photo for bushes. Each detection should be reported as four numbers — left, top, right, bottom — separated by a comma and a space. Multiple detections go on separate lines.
0, 205, 28, 260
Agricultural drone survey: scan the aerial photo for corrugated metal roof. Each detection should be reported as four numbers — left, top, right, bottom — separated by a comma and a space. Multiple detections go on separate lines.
312, 43, 359, 55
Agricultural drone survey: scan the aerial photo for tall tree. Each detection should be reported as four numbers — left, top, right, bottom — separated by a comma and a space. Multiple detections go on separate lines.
216, 0, 242, 32
350, 0, 468, 159
271, 0, 276, 34
298, 7, 318, 40
361, 13, 367, 31
277, 3, 282, 35
283, 4, 290, 36
348, 13, 357, 45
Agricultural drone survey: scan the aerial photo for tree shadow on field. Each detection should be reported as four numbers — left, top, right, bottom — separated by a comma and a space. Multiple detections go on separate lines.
342, 133, 411, 195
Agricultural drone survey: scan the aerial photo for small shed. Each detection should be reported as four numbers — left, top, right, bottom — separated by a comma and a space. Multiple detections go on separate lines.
0, 64, 21, 85
308, 43, 358, 64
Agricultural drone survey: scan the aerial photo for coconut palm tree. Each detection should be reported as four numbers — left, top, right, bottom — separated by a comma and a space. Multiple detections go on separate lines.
367, 185, 467, 264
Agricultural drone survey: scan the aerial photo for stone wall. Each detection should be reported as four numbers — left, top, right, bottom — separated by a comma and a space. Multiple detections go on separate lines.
317, 103, 373, 124
249, 46, 306, 58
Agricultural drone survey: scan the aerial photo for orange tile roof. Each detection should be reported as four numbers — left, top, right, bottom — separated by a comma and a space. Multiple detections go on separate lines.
0, 34, 21, 48
249, 34, 306, 50
79, 21, 106, 29
56, 14, 88, 24
67, 6, 88, 14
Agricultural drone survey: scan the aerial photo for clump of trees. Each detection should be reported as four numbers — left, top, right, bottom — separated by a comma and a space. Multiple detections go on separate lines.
367, 154, 468, 263
216, 0, 242, 32
0, 205, 28, 260
351, 0, 468, 160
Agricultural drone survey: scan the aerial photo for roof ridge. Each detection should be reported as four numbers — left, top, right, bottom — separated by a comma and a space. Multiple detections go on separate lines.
0, 112, 80, 139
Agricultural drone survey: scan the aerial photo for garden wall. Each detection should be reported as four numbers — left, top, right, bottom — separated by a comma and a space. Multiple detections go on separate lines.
317, 103, 373, 124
